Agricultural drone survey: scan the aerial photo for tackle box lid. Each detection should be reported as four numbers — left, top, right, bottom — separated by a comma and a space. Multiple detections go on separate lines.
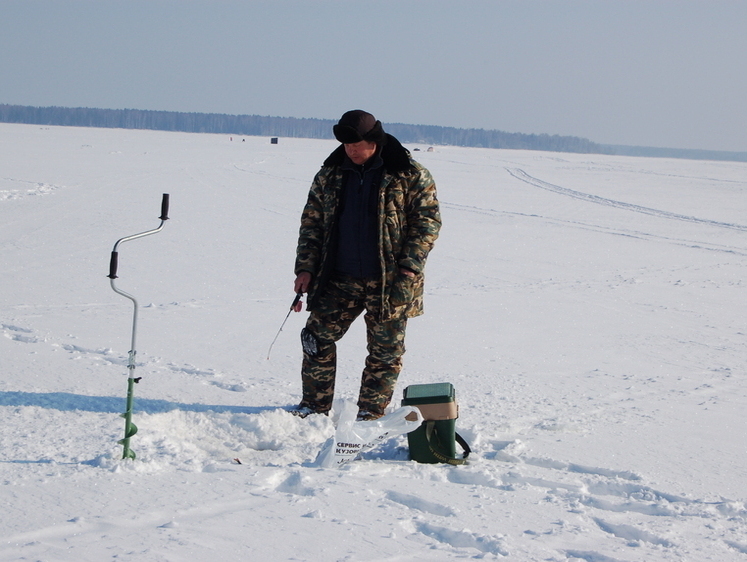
402, 383, 455, 405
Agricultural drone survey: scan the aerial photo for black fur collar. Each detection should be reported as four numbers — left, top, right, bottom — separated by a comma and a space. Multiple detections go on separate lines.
323, 134, 413, 173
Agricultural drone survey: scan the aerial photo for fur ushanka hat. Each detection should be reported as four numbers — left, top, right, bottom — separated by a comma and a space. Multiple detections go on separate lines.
333, 110, 386, 145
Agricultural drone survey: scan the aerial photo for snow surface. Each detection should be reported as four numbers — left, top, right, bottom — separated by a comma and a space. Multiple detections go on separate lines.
1, 122, 746, 561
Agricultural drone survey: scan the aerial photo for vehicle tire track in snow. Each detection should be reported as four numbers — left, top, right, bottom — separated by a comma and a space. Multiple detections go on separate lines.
441, 201, 747, 256
506, 168, 747, 232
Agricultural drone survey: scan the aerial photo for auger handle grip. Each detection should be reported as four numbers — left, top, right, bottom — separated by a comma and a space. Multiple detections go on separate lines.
160, 193, 170, 221
108, 251, 119, 279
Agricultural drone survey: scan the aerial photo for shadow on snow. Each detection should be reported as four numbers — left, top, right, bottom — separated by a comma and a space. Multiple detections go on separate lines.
0, 391, 271, 415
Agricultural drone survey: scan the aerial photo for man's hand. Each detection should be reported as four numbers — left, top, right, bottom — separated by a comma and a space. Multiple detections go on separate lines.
399, 268, 416, 278
293, 272, 312, 312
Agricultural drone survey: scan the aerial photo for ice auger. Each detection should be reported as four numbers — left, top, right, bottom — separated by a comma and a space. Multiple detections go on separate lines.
107, 194, 170, 459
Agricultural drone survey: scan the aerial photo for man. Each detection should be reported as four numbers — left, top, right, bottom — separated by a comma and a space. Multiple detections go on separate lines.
291, 110, 440, 420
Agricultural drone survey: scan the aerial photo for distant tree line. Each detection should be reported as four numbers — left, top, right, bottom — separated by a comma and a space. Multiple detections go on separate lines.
1, 103, 744, 161
0, 104, 332, 138
386, 122, 602, 153
0, 103, 602, 153
596, 144, 746, 163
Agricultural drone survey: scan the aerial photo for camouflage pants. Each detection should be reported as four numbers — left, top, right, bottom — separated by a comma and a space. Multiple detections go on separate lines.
300, 274, 407, 416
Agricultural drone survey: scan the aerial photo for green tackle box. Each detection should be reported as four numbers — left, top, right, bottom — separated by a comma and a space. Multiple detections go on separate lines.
402, 383, 459, 463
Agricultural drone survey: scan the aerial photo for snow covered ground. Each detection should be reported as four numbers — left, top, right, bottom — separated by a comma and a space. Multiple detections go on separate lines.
1, 122, 745, 561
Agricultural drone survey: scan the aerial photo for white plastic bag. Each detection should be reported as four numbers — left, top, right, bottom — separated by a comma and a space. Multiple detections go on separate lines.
314, 400, 424, 468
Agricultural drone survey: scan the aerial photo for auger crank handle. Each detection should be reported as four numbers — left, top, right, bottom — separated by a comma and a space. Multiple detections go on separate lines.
108, 193, 170, 280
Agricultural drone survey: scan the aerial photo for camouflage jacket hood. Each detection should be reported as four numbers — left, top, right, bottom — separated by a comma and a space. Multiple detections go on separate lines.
295, 134, 441, 319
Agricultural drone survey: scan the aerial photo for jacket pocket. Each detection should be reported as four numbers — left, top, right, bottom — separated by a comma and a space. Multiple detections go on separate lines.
390, 272, 417, 308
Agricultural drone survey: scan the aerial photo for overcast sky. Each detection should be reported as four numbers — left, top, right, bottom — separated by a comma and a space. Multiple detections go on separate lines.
1, 0, 745, 152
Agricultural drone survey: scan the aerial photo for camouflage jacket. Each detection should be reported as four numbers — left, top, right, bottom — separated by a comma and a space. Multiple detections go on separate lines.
295, 135, 441, 319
